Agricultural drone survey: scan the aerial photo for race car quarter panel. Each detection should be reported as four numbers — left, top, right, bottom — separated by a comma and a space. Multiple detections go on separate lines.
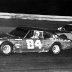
42, 36, 72, 51
60, 40, 72, 50
42, 38, 55, 51
57, 33, 72, 40
52, 37, 72, 50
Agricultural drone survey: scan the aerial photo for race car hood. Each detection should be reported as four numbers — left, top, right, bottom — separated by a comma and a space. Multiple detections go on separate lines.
0, 32, 19, 39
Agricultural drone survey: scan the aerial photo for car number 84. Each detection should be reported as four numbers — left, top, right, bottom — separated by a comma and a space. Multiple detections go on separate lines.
26, 39, 42, 49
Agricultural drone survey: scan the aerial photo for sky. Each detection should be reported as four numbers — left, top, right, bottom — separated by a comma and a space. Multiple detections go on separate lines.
0, 0, 72, 16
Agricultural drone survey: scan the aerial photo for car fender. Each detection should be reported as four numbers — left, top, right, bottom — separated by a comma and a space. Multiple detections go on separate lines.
51, 42, 62, 49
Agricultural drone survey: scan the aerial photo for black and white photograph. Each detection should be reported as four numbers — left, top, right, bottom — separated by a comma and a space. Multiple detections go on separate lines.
0, 0, 72, 72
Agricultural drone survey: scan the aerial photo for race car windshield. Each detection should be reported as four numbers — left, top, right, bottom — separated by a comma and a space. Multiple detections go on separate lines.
9, 27, 28, 37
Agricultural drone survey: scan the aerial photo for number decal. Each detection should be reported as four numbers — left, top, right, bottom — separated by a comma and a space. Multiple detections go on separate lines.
26, 39, 42, 49
35, 40, 42, 49
26, 39, 34, 49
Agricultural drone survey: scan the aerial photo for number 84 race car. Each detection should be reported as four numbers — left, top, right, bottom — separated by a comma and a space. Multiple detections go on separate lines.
0, 27, 72, 55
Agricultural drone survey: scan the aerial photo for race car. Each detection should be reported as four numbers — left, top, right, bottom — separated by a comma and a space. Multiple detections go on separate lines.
0, 26, 72, 55
57, 24, 72, 40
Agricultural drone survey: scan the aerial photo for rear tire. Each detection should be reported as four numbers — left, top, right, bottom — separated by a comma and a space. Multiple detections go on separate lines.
50, 42, 61, 54
0, 41, 13, 55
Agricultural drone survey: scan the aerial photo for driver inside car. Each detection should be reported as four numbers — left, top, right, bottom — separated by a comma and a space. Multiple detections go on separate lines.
31, 30, 40, 39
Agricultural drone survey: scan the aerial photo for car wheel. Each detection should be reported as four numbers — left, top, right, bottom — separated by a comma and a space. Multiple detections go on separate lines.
51, 43, 61, 54
0, 41, 13, 55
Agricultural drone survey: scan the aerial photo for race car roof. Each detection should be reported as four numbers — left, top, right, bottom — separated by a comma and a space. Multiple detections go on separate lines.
16, 26, 59, 34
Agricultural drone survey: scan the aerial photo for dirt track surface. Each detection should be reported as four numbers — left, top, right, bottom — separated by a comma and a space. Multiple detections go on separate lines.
0, 49, 72, 72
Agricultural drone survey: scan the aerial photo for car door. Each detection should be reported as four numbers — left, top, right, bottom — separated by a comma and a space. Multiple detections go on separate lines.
33, 30, 43, 51
23, 30, 43, 52
21, 30, 35, 52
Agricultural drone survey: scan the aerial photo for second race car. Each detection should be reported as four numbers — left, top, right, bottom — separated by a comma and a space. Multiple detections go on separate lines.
57, 24, 72, 40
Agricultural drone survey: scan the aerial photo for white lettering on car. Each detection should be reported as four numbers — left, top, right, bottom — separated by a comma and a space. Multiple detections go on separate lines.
26, 39, 34, 49
35, 40, 42, 49
26, 39, 42, 49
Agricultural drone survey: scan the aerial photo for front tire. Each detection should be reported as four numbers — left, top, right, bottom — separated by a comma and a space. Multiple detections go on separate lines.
0, 41, 13, 55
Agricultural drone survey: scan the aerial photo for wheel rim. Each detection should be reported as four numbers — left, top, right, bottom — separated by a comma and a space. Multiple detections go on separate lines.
2, 45, 11, 54
52, 45, 60, 54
